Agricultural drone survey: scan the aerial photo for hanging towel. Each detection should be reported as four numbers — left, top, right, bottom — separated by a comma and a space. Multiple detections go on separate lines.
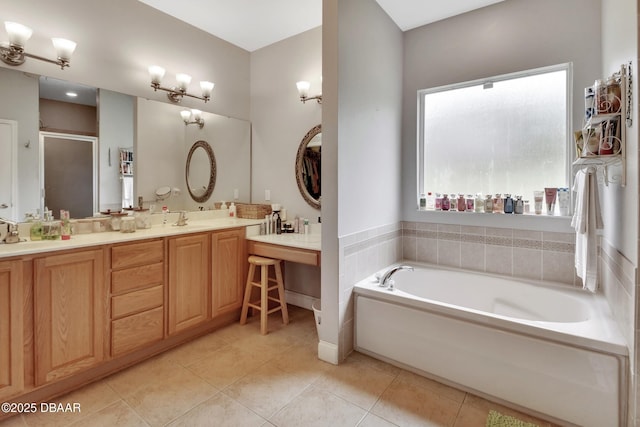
571, 167, 603, 292
122, 176, 134, 208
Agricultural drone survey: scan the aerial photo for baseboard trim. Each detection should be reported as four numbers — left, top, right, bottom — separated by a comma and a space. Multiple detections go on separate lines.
318, 340, 339, 365
285, 290, 318, 310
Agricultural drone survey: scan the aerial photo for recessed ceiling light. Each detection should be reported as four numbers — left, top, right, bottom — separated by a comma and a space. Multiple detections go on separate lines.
66, 91, 78, 97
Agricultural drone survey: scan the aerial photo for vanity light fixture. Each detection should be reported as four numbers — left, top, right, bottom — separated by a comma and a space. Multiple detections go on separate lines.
180, 109, 205, 129
0, 21, 77, 69
296, 81, 322, 104
149, 65, 214, 104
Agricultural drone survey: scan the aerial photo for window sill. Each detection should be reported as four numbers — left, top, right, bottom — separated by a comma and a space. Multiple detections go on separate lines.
412, 210, 574, 233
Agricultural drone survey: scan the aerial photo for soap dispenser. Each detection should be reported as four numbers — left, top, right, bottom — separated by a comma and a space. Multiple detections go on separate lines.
274, 211, 282, 235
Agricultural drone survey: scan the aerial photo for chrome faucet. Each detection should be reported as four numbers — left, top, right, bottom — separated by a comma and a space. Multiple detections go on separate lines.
0, 217, 20, 244
175, 211, 188, 226
378, 265, 414, 289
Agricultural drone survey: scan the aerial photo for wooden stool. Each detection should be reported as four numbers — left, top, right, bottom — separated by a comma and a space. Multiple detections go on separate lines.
240, 255, 289, 334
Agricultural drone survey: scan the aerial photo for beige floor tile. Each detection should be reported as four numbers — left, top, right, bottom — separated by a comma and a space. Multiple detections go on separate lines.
371, 376, 463, 427
271, 341, 331, 381
395, 370, 466, 404
223, 363, 313, 419
106, 355, 176, 397
270, 386, 367, 427
0, 415, 27, 427
348, 352, 402, 377
68, 400, 148, 427
166, 393, 265, 427
314, 355, 396, 410
187, 343, 271, 389
22, 380, 119, 427
162, 331, 230, 367
358, 413, 400, 427
107, 355, 217, 426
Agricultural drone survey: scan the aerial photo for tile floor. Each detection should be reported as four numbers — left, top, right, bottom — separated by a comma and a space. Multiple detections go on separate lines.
1, 306, 558, 427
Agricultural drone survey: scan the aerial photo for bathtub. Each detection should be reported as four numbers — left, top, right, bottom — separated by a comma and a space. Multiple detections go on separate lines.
353, 263, 628, 427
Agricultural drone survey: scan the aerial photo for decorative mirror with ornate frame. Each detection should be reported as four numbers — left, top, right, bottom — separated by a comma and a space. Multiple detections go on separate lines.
295, 124, 321, 210
186, 140, 216, 203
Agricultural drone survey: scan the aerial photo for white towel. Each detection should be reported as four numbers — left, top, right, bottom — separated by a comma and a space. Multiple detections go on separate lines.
571, 167, 603, 292
122, 176, 134, 208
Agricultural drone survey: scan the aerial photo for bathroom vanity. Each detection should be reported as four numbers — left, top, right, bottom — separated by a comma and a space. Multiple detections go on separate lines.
0, 217, 261, 417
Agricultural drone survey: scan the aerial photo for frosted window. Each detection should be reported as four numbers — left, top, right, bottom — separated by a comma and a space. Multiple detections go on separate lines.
419, 65, 569, 203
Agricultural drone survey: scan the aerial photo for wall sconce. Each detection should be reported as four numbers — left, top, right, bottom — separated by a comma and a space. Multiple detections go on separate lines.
181, 109, 204, 129
296, 81, 322, 104
0, 21, 77, 69
149, 65, 214, 104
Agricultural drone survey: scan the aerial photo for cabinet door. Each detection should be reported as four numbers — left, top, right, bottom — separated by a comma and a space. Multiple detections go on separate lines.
168, 234, 210, 335
34, 249, 104, 386
211, 229, 245, 318
0, 260, 23, 399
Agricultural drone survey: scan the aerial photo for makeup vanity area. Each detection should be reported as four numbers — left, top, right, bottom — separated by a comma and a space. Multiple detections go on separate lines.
0, 212, 323, 418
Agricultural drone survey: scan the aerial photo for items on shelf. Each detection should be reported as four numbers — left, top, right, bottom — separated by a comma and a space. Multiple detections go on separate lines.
573, 62, 631, 187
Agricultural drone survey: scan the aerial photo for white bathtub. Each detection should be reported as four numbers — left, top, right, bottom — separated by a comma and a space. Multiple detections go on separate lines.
353, 263, 628, 427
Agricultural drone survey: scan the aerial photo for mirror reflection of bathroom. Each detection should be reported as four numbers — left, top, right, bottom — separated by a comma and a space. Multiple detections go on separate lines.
37, 76, 136, 218
38, 77, 99, 218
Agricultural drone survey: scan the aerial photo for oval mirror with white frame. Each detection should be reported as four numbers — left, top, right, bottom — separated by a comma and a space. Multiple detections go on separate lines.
186, 140, 216, 203
295, 124, 321, 210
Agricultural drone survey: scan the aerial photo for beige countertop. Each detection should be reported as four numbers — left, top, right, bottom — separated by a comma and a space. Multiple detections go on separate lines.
0, 217, 262, 259
245, 232, 321, 252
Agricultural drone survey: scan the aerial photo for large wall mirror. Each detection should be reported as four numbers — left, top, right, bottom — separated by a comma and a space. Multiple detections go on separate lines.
0, 66, 251, 220
186, 140, 216, 203
295, 124, 321, 210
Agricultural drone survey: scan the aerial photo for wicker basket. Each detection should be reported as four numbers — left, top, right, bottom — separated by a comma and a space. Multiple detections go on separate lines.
235, 203, 272, 219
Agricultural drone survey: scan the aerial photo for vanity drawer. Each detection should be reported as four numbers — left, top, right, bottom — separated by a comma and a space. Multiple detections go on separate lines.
111, 306, 164, 357
111, 240, 164, 269
111, 285, 163, 319
248, 241, 320, 266
111, 262, 164, 294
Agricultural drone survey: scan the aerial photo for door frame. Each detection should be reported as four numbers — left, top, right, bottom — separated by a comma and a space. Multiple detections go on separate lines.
0, 119, 18, 221
39, 131, 99, 216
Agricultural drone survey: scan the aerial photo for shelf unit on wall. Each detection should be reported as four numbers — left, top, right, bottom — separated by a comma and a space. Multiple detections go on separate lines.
119, 148, 133, 177
573, 63, 632, 187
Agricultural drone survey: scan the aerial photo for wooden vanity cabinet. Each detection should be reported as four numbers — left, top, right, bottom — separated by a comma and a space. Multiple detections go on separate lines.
33, 249, 105, 386
110, 239, 164, 357
0, 259, 23, 400
168, 233, 210, 335
211, 228, 246, 318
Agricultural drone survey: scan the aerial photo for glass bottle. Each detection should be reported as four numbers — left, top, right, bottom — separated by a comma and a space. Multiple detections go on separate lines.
441, 194, 450, 211
457, 194, 466, 212
435, 193, 443, 211
419, 193, 427, 210
465, 195, 474, 212
484, 195, 493, 213
29, 214, 43, 241
474, 193, 484, 213
503, 194, 514, 214
514, 195, 524, 214
426, 192, 435, 210
493, 194, 503, 213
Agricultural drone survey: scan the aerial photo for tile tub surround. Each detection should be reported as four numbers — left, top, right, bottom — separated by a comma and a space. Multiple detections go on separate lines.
340, 223, 404, 360
0, 307, 558, 427
402, 221, 578, 286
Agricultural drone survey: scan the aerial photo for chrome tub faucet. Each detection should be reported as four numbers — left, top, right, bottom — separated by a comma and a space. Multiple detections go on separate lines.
378, 265, 414, 289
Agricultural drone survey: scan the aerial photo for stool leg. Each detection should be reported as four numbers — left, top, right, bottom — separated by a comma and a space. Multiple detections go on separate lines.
260, 264, 269, 335
240, 263, 255, 325
274, 261, 289, 325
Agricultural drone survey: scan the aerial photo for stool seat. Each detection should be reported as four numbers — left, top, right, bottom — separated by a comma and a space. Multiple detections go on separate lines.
240, 255, 289, 334
247, 255, 279, 266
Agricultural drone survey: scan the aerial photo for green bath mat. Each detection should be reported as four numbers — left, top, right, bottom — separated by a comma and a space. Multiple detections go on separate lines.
485, 410, 539, 427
